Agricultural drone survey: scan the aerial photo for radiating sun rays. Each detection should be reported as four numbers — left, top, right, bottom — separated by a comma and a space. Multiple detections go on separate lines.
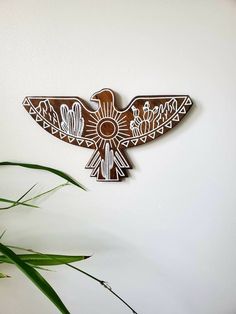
85, 101, 130, 149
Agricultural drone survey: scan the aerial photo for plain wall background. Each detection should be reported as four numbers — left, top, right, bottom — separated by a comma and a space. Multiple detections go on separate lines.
0, 1, 236, 313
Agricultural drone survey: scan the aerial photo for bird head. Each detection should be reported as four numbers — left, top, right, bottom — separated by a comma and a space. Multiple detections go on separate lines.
90, 88, 114, 104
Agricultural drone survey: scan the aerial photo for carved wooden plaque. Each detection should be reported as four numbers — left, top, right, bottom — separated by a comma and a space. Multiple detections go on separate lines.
23, 89, 192, 182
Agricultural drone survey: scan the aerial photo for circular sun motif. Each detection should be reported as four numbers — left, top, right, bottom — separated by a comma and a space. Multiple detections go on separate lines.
97, 118, 118, 139
86, 103, 129, 148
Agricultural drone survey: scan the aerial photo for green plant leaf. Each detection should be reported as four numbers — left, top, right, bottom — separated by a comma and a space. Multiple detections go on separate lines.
0, 230, 6, 240
0, 253, 89, 266
22, 182, 70, 204
0, 243, 70, 314
0, 161, 85, 190
15, 183, 37, 203
0, 198, 38, 209
0, 184, 38, 210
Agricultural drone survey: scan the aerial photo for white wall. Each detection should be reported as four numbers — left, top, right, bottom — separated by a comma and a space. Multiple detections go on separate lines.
0, 1, 236, 313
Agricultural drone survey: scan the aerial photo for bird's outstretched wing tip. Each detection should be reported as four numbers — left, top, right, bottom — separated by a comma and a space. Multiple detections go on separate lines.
119, 94, 193, 148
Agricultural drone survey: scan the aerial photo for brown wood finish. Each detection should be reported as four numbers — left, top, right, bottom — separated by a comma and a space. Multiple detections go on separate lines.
23, 88, 192, 182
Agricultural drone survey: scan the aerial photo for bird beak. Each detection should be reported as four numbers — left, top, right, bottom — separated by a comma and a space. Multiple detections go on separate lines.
90, 91, 100, 103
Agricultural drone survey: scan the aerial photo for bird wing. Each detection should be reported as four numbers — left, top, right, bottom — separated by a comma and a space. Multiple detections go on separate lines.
118, 95, 192, 149
23, 96, 96, 149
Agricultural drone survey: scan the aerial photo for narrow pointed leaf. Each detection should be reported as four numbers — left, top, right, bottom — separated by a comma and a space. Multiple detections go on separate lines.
0, 243, 70, 314
32, 265, 52, 272
0, 253, 90, 266
16, 183, 37, 203
0, 198, 38, 209
0, 230, 6, 240
0, 161, 85, 190
0, 184, 38, 210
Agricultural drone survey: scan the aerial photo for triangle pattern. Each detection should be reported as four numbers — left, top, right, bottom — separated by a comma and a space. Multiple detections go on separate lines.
24, 100, 30, 106
51, 127, 58, 135
156, 127, 164, 134
148, 132, 156, 139
179, 106, 186, 114
173, 114, 180, 122
140, 136, 147, 143
29, 107, 36, 115
121, 141, 129, 147
86, 140, 93, 147
131, 139, 138, 145
165, 121, 172, 129
185, 98, 192, 106
68, 136, 75, 143
43, 121, 50, 129
77, 139, 84, 146
59, 132, 67, 139
36, 115, 42, 122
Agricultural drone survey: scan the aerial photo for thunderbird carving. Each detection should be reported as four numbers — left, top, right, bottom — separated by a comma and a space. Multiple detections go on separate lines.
23, 88, 192, 182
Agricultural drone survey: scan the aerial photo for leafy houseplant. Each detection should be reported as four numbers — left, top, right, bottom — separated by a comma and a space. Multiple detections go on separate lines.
0, 162, 138, 314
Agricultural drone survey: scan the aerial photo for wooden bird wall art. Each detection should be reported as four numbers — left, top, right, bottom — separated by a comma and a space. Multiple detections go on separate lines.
23, 89, 193, 182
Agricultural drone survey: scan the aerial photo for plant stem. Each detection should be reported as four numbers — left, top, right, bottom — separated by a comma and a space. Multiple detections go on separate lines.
0, 184, 37, 210
66, 263, 138, 314
6, 245, 138, 314
0, 199, 38, 210
0, 182, 69, 210
22, 182, 70, 204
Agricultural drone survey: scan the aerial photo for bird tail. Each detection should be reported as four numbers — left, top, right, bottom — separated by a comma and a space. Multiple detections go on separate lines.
86, 143, 131, 182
